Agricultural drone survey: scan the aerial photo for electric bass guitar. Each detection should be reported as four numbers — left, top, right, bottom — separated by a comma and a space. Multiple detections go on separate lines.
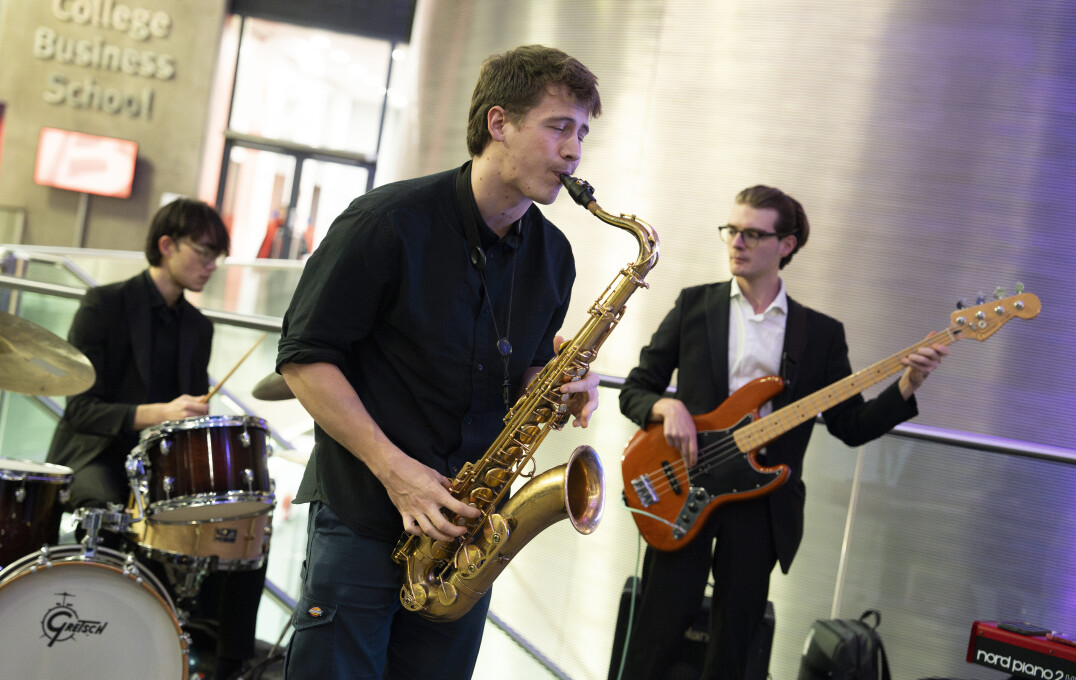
621, 289, 1041, 552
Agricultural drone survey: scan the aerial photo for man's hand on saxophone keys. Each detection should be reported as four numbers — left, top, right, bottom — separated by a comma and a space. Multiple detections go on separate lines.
554, 334, 601, 428
377, 451, 482, 541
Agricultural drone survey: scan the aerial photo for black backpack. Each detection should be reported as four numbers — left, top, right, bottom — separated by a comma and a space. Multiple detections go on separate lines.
797, 609, 891, 680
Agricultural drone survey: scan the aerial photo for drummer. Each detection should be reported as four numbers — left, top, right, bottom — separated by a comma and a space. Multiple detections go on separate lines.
46, 198, 225, 511
45, 198, 260, 679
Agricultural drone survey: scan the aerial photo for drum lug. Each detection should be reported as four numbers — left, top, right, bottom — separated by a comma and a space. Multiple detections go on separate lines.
126, 454, 146, 478
243, 468, 254, 492
123, 553, 143, 580
59, 487, 71, 504
241, 430, 252, 447
163, 476, 175, 498
159, 438, 172, 455
27, 546, 54, 570
15, 484, 26, 502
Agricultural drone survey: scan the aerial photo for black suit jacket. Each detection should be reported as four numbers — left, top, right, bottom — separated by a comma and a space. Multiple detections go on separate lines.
619, 281, 916, 572
46, 271, 212, 492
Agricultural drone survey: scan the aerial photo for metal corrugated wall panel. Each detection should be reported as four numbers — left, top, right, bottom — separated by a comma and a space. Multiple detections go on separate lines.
391, 3, 1076, 678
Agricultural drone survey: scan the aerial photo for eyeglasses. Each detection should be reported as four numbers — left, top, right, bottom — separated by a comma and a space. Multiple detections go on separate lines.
717, 225, 790, 248
180, 239, 224, 266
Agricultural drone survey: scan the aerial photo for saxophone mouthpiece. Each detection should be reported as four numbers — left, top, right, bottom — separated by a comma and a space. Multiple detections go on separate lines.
560, 174, 596, 208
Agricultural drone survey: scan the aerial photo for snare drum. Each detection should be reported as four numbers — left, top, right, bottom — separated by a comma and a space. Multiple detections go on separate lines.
0, 459, 73, 570
130, 415, 273, 522
0, 545, 188, 679
129, 508, 273, 571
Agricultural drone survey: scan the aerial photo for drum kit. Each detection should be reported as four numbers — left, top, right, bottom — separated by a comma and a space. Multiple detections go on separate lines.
0, 311, 278, 679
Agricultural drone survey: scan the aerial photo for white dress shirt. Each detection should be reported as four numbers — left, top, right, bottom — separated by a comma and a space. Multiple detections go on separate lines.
728, 277, 788, 417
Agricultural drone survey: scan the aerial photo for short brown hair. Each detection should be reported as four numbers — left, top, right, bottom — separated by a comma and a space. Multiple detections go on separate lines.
735, 185, 809, 269
467, 45, 601, 157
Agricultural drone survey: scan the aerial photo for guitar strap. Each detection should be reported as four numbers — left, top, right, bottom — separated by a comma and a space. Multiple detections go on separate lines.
775, 297, 808, 409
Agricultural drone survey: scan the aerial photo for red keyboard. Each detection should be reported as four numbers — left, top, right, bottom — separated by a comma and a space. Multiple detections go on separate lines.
968, 620, 1076, 679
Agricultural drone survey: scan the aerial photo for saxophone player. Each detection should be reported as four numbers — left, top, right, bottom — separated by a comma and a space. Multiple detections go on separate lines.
277, 45, 603, 679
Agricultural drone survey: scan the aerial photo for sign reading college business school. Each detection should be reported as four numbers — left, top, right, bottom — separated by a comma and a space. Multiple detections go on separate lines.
31, 0, 179, 121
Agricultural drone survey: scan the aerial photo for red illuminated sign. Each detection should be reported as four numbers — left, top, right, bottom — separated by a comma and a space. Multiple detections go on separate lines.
33, 127, 138, 198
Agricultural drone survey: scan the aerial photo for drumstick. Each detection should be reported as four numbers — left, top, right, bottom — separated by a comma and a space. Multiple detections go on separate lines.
201, 332, 268, 403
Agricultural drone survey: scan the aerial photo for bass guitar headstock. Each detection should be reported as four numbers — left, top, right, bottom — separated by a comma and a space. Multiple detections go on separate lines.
951, 283, 1040, 342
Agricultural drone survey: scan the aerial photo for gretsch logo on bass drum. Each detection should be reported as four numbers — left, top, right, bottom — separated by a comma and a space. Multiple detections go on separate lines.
41, 592, 109, 647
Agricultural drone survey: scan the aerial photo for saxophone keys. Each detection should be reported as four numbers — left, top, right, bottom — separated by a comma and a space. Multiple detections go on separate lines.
469, 486, 495, 505
436, 581, 459, 606
518, 424, 541, 443
484, 468, 510, 487
422, 539, 455, 561
502, 446, 524, 463
400, 583, 428, 610
454, 544, 485, 578
454, 502, 479, 525
483, 513, 511, 545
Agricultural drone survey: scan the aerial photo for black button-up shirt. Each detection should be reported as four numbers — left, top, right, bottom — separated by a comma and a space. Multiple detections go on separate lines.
277, 164, 576, 541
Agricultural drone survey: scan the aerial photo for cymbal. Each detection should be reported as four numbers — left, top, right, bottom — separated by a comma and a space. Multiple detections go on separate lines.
0, 311, 95, 396
252, 372, 294, 400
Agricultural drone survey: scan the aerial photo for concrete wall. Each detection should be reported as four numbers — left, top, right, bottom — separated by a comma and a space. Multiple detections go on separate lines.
0, 0, 228, 248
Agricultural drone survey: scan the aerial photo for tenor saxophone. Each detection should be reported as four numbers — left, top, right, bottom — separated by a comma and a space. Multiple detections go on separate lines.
391, 174, 660, 621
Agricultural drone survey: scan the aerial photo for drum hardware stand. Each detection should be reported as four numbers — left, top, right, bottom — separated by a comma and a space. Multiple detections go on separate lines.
75, 505, 132, 557
163, 556, 215, 604
126, 455, 149, 523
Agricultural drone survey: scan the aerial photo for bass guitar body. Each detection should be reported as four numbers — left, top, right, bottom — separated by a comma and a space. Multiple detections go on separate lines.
621, 376, 791, 552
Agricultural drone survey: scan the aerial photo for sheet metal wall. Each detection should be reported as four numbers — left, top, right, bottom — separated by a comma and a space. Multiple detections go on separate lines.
390, 0, 1075, 451
386, 2, 1076, 678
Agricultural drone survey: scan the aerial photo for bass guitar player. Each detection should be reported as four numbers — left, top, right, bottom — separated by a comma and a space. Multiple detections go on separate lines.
614, 185, 948, 680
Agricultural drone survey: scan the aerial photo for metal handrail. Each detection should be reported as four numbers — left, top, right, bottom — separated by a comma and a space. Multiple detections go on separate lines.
5, 273, 1071, 463
6, 256, 1074, 680
597, 375, 1076, 462
0, 273, 88, 300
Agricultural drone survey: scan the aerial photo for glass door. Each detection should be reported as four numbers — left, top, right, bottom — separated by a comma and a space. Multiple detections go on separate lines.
215, 16, 406, 259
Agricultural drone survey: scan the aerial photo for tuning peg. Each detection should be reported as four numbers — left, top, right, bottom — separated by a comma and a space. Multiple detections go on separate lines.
1015, 281, 1024, 294
993, 286, 1007, 300
956, 299, 967, 310
976, 292, 986, 305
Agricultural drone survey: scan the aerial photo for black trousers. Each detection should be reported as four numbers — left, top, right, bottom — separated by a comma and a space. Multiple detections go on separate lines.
619, 497, 778, 680
183, 563, 267, 662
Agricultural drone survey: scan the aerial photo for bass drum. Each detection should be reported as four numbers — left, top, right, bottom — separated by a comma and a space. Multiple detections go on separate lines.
0, 545, 188, 679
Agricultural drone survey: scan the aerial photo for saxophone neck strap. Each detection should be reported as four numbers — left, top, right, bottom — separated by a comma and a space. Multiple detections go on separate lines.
455, 161, 486, 271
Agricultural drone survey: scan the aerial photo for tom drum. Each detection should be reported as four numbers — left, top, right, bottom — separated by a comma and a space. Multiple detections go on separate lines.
0, 459, 72, 570
130, 415, 273, 523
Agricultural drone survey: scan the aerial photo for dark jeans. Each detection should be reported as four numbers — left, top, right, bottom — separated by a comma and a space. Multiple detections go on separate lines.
284, 501, 490, 680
